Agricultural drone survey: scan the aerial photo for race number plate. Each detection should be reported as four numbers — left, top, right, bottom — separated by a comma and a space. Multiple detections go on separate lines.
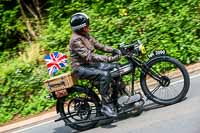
148, 50, 166, 58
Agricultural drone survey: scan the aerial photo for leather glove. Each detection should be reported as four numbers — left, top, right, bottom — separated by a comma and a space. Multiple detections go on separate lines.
112, 49, 122, 56
108, 55, 121, 62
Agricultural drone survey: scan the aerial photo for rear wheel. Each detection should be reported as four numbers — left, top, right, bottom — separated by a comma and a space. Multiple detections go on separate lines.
140, 56, 190, 105
58, 86, 101, 131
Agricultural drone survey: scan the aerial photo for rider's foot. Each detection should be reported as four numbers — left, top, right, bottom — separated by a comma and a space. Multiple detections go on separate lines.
101, 104, 117, 117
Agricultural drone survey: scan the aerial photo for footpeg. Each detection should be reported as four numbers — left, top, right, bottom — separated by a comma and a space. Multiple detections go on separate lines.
117, 94, 142, 106
127, 94, 141, 104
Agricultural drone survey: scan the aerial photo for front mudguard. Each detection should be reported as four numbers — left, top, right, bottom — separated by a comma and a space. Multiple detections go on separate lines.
140, 55, 170, 75
139, 55, 169, 96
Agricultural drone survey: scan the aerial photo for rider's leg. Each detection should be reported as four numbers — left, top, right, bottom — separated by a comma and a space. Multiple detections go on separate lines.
96, 63, 142, 104
97, 62, 118, 71
98, 71, 117, 117
73, 66, 117, 117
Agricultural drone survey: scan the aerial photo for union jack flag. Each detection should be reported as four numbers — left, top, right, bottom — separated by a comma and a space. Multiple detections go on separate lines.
44, 52, 67, 76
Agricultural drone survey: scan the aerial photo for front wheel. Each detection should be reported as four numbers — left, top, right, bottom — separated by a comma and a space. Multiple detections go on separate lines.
140, 56, 190, 105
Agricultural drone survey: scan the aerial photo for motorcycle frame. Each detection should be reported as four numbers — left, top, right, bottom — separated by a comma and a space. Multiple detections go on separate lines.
124, 55, 162, 96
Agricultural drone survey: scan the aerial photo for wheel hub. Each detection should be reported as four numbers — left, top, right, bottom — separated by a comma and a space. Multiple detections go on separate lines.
160, 76, 170, 87
75, 100, 91, 119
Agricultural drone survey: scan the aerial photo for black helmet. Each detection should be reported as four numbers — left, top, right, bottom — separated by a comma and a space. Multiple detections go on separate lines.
70, 13, 89, 31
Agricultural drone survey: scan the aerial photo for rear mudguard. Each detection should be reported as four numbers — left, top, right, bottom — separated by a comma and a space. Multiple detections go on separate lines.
56, 85, 100, 113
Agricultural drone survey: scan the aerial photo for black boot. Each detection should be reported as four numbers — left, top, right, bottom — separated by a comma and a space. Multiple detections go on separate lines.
101, 104, 117, 117
101, 96, 117, 117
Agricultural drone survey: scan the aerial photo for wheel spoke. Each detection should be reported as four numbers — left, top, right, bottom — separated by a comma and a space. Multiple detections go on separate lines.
151, 84, 161, 94
143, 57, 189, 105
59, 90, 101, 130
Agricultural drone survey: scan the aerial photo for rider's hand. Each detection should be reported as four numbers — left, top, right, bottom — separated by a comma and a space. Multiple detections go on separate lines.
108, 54, 121, 62
112, 49, 122, 56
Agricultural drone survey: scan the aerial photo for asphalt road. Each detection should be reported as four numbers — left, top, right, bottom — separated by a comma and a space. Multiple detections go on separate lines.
13, 73, 200, 133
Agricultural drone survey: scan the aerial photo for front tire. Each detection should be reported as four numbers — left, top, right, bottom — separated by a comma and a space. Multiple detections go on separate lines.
140, 56, 190, 105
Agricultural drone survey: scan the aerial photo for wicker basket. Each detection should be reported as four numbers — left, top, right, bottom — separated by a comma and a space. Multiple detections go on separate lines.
44, 73, 76, 93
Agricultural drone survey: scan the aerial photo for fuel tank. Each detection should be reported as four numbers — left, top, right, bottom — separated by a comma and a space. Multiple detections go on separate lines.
110, 63, 133, 77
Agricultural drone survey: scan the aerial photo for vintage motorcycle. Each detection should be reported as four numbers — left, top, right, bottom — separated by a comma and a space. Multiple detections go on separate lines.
45, 40, 190, 131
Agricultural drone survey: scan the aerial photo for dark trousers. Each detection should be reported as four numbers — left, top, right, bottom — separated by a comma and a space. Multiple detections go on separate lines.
73, 63, 118, 104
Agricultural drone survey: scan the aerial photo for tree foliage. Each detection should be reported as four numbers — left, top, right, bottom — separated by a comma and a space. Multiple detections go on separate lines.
0, 0, 200, 124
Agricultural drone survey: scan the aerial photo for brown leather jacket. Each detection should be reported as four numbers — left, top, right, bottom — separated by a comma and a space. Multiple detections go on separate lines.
69, 32, 118, 68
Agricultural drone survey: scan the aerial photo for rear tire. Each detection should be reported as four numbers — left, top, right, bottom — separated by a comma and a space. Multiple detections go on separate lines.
140, 56, 190, 105
58, 86, 101, 131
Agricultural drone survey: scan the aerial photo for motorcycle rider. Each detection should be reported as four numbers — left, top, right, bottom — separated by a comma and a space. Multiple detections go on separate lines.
69, 13, 121, 117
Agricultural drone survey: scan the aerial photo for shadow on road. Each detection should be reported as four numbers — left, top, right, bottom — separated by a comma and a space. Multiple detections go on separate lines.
53, 98, 188, 133
143, 102, 164, 111
98, 102, 165, 130
53, 126, 78, 133
143, 97, 187, 112
53, 127, 68, 133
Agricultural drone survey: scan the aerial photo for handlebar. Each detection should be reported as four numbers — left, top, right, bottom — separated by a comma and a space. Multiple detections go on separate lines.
118, 40, 145, 56
119, 40, 142, 49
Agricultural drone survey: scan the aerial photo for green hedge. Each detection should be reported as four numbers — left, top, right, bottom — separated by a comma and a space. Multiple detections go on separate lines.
42, 0, 200, 63
0, 0, 200, 124
0, 58, 56, 123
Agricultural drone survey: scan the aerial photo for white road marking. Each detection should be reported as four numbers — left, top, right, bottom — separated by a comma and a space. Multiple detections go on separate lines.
11, 120, 55, 133
13, 73, 200, 133
189, 73, 200, 79
170, 73, 200, 85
